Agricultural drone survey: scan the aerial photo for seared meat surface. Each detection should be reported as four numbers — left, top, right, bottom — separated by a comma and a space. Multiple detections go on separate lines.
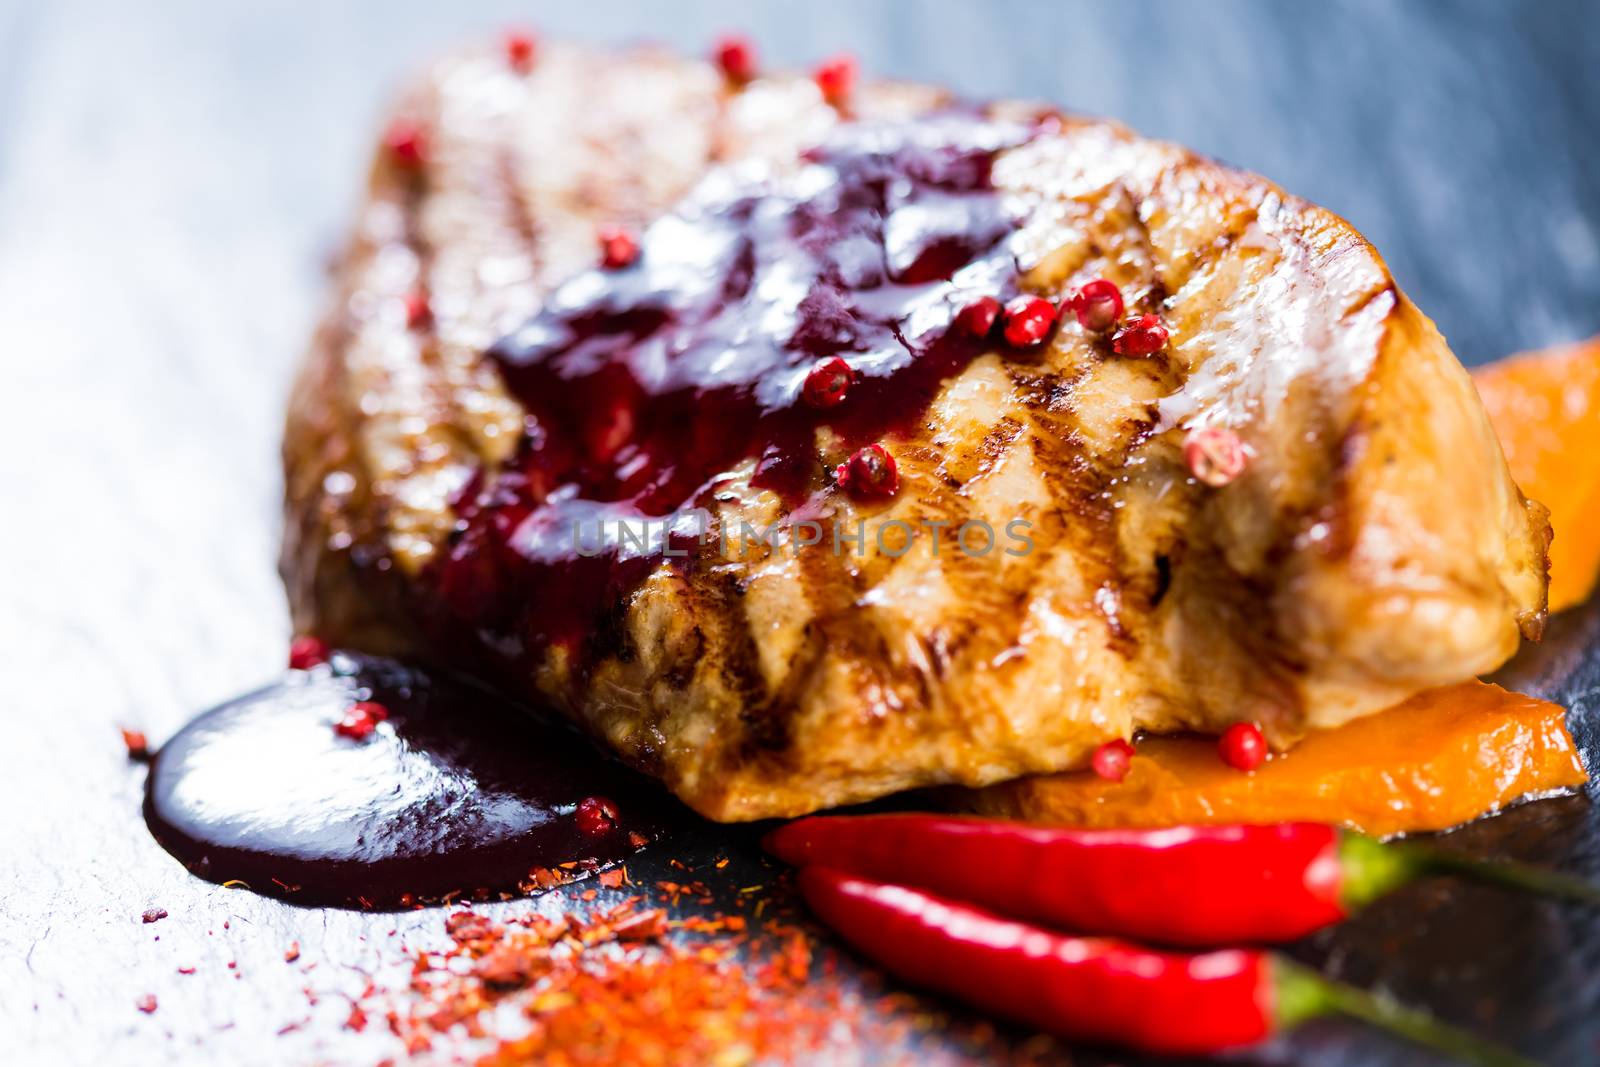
283, 41, 1548, 820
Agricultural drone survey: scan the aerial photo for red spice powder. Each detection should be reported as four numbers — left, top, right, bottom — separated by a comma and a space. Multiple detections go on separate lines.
287, 859, 1061, 1066
338, 889, 893, 1066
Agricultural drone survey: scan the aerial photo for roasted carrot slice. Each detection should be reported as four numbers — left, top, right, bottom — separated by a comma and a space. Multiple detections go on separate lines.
1473, 337, 1600, 612
968, 681, 1585, 837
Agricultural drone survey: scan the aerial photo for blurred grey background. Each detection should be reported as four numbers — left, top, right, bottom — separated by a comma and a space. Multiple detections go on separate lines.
3, 0, 1595, 376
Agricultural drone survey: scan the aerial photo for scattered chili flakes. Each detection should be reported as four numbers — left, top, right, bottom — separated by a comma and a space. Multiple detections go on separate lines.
276, 855, 1037, 1065
284, 941, 301, 963
121, 727, 150, 761
475, 945, 546, 989
446, 910, 499, 943
136, 994, 158, 1014
333, 885, 892, 1066
520, 866, 582, 893
141, 907, 168, 924
611, 908, 666, 942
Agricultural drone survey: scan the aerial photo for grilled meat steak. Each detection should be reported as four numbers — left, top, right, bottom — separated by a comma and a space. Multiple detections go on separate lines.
283, 41, 1549, 820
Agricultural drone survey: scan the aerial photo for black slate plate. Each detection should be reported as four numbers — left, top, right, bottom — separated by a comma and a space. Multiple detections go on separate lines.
4, 1, 1598, 1064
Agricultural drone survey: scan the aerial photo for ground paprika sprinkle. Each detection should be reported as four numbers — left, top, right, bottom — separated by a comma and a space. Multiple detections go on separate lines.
324, 878, 936, 1066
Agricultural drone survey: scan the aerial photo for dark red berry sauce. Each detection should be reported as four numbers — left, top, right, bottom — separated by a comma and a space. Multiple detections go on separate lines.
143, 655, 679, 908
435, 114, 1033, 674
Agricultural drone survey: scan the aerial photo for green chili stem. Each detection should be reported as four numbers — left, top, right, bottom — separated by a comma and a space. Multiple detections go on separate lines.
1339, 831, 1600, 910
1338, 831, 1421, 910
1405, 843, 1600, 906
1274, 959, 1538, 1067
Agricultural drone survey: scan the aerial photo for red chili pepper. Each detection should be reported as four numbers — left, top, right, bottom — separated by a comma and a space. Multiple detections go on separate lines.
799, 869, 1533, 1063
767, 815, 1600, 945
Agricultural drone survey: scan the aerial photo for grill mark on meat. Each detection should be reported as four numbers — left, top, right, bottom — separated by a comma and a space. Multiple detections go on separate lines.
581, 594, 638, 675
1004, 360, 1134, 661
939, 413, 1035, 666
1344, 280, 1399, 324
792, 498, 921, 745
972, 386, 1063, 669
698, 562, 755, 647
687, 543, 775, 745
1122, 183, 1172, 312
1150, 553, 1173, 607
884, 433, 994, 688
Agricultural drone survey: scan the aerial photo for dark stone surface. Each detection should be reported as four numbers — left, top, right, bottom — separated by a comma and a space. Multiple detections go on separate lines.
2, 1, 1596, 1064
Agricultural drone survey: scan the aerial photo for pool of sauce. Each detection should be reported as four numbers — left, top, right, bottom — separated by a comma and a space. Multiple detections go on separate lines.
144, 654, 682, 908
434, 113, 1035, 667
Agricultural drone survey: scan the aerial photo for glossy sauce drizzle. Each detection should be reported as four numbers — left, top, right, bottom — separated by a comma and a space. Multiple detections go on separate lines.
434, 113, 1034, 666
